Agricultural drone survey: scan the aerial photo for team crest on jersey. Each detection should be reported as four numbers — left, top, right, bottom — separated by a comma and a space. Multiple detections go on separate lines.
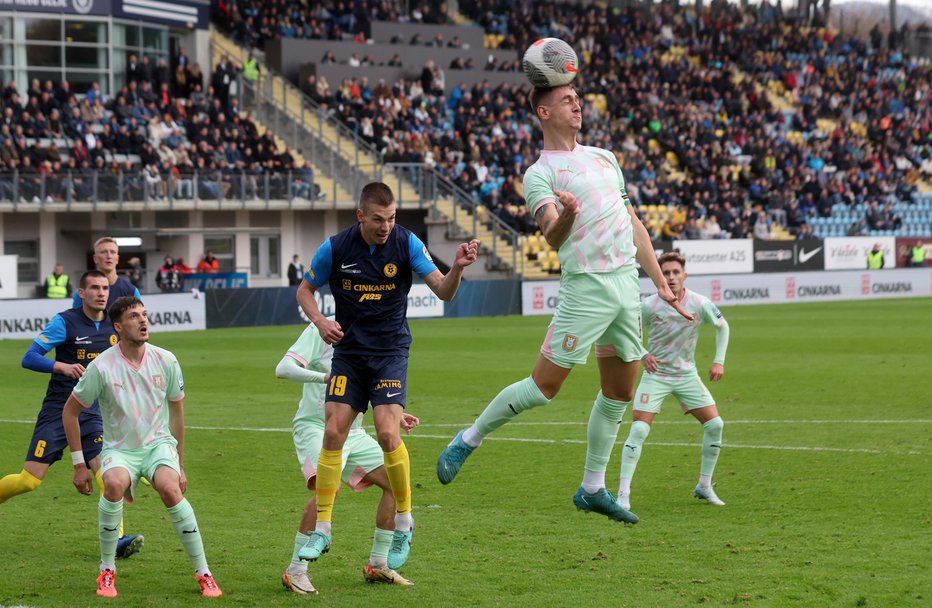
343, 279, 352, 291
152, 375, 166, 389
384, 263, 398, 278
562, 334, 579, 352
109, 334, 118, 346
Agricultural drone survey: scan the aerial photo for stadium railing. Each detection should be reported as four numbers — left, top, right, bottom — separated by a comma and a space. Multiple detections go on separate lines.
0, 169, 332, 211
381, 162, 524, 276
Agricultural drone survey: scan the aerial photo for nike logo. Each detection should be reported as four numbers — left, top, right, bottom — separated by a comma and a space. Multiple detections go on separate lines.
508, 403, 517, 415
798, 247, 822, 263
103, 526, 118, 532
624, 444, 637, 452
341, 262, 358, 269
75, 335, 90, 341
386, 391, 401, 398
182, 528, 198, 534
710, 444, 721, 449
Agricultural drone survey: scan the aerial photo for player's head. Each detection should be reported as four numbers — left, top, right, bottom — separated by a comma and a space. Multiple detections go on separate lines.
529, 85, 581, 132
92, 236, 119, 274
110, 296, 149, 344
658, 251, 687, 296
357, 182, 396, 246
79, 270, 110, 314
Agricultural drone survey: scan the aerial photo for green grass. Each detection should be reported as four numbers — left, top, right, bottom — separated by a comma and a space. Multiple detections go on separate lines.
1, 298, 931, 607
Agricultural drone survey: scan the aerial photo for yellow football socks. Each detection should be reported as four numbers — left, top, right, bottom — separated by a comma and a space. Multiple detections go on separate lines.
0, 469, 42, 503
384, 443, 411, 515
315, 449, 342, 522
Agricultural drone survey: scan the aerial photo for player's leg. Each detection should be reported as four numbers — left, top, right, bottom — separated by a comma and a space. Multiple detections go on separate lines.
618, 375, 667, 509
148, 446, 222, 596
283, 424, 321, 593
574, 268, 643, 522
0, 460, 48, 502
438, 275, 609, 484
360, 465, 400, 571
1, 410, 62, 502
81, 421, 143, 558
689, 398, 725, 506
314, 355, 369, 545
437, 353, 563, 484
96, 452, 136, 598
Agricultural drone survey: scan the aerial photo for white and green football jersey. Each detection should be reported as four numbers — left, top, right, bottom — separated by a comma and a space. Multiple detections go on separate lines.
643, 289, 726, 378
523, 144, 637, 275
72, 344, 184, 450
285, 323, 365, 434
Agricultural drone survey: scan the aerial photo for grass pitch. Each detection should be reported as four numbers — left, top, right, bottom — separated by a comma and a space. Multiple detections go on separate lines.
0, 298, 930, 607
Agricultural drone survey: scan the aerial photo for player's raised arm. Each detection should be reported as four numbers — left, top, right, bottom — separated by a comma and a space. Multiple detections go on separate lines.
537, 190, 580, 249
423, 239, 480, 301
62, 394, 93, 495
628, 205, 693, 321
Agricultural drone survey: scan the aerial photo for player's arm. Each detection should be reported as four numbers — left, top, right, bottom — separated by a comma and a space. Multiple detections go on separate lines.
640, 301, 659, 374
710, 318, 730, 382
422, 237, 480, 301
63, 393, 93, 495
168, 397, 187, 493
296, 240, 343, 344
536, 190, 579, 248
628, 204, 693, 321
21, 315, 86, 377
275, 355, 327, 384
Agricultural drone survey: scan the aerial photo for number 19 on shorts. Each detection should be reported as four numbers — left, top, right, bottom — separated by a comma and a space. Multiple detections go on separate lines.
329, 375, 347, 397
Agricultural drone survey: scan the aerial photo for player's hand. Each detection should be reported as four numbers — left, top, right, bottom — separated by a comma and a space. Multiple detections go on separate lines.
57, 362, 87, 379
642, 354, 659, 374
400, 413, 420, 433
179, 467, 188, 494
315, 318, 344, 345
73, 465, 93, 495
553, 190, 581, 219
709, 363, 724, 382
657, 283, 694, 321
454, 239, 480, 269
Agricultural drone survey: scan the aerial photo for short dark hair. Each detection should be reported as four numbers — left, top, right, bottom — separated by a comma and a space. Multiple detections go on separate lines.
359, 182, 395, 213
658, 251, 686, 270
529, 86, 557, 116
79, 269, 108, 289
110, 296, 144, 323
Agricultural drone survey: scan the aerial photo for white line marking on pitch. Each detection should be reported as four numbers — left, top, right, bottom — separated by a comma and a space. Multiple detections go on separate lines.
0, 420, 923, 455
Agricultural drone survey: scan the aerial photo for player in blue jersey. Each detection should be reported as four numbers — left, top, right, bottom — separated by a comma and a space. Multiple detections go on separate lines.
0, 270, 143, 558
73, 237, 140, 309
296, 181, 479, 585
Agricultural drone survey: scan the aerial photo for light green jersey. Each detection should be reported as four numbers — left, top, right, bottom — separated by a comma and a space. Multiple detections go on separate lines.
72, 343, 184, 450
523, 144, 637, 274
643, 289, 726, 378
285, 324, 365, 435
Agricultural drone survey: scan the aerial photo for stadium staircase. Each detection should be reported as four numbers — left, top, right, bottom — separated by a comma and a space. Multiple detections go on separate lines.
210, 27, 544, 278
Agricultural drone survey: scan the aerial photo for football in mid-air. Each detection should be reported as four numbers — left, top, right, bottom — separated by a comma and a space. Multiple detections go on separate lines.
522, 38, 579, 88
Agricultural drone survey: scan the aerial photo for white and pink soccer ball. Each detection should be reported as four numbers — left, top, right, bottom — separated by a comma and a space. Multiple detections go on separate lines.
522, 38, 579, 88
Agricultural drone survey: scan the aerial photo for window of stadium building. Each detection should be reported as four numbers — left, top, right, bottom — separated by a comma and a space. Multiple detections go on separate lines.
0, 16, 168, 95
250, 235, 280, 278
4, 240, 39, 283
204, 236, 235, 273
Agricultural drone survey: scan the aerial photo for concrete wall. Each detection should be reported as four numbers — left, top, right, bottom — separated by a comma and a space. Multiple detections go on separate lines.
265, 37, 520, 85
370, 21, 485, 48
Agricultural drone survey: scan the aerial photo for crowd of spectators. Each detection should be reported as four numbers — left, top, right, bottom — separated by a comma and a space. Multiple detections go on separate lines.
222, 0, 930, 239
0, 49, 322, 204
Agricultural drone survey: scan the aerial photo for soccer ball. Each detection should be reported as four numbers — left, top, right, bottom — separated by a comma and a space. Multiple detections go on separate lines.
522, 38, 578, 88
